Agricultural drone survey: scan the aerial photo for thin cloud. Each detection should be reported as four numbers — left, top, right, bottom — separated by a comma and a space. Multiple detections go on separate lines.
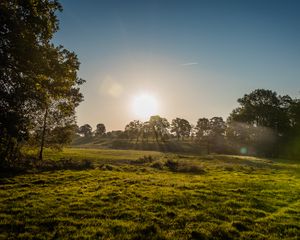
181, 62, 198, 66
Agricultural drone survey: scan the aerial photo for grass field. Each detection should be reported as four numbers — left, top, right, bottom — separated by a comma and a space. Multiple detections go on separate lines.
0, 148, 300, 239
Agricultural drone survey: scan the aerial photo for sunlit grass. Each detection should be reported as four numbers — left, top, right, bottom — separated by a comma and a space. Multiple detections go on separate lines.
0, 148, 299, 239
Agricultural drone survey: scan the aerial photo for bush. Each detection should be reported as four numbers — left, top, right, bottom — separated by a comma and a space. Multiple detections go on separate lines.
165, 159, 179, 171
136, 155, 155, 164
35, 158, 93, 171
179, 164, 206, 174
133, 224, 166, 240
150, 161, 165, 170
165, 159, 206, 174
99, 164, 116, 171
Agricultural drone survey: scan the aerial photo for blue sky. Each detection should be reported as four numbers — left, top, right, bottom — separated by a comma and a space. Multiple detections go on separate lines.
53, 0, 300, 130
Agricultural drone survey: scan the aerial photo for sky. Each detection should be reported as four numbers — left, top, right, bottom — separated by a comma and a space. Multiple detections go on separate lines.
53, 0, 300, 131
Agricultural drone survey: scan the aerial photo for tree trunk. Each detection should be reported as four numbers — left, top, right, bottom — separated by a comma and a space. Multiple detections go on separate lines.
39, 107, 48, 161
153, 127, 159, 144
207, 140, 210, 154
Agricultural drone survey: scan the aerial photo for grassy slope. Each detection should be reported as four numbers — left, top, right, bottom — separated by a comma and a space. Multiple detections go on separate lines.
0, 148, 299, 239
71, 136, 204, 153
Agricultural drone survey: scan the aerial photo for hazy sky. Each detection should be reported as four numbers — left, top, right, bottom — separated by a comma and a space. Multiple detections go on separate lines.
53, 0, 300, 130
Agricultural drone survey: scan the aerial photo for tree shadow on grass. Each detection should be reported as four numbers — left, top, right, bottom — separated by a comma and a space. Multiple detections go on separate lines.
0, 158, 94, 179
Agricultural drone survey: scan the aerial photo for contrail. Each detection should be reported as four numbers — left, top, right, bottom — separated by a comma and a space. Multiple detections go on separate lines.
181, 62, 198, 66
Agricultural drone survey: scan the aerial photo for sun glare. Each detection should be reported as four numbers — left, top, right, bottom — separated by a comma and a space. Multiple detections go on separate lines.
132, 93, 158, 120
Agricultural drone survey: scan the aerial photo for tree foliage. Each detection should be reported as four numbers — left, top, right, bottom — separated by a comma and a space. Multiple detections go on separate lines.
149, 115, 170, 142
229, 89, 291, 134
171, 118, 192, 140
0, 0, 84, 163
228, 89, 299, 156
95, 123, 106, 137
125, 120, 143, 142
78, 124, 92, 138
195, 117, 225, 154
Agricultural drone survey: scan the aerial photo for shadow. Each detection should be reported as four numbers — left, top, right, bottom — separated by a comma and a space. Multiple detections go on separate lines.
0, 158, 94, 180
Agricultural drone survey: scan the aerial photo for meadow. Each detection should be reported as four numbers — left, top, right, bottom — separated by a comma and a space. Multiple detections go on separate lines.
0, 148, 299, 239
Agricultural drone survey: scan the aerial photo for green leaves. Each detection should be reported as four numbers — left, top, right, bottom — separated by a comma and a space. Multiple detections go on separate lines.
0, 0, 84, 162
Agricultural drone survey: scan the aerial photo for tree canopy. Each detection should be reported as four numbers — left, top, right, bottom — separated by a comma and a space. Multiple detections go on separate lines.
0, 0, 84, 163
95, 123, 106, 137
171, 118, 192, 140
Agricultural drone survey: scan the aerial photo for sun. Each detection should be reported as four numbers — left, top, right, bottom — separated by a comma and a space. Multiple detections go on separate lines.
132, 93, 158, 120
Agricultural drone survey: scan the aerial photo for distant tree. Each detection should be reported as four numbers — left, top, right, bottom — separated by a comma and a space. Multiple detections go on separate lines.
45, 124, 77, 149
209, 117, 226, 153
229, 89, 290, 134
195, 117, 225, 154
228, 89, 293, 156
171, 118, 181, 140
171, 118, 192, 140
226, 121, 252, 150
288, 98, 300, 128
195, 118, 210, 139
95, 123, 106, 137
281, 98, 300, 158
141, 121, 152, 143
180, 119, 192, 140
79, 124, 92, 137
149, 116, 170, 142
190, 124, 197, 141
74, 124, 80, 136
195, 118, 211, 153
106, 130, 125, 139
125, 120, 143, 143
209, 117, 226, 137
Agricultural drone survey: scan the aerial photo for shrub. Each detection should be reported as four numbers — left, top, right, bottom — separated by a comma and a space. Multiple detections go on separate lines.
35, 158, 93, 171
99, 164, 115, 171
165, 159, 179, 171
165, 159, 206, 174
150, 161, 165, 170
179, 164, 206, 174
135, 155, 155, 164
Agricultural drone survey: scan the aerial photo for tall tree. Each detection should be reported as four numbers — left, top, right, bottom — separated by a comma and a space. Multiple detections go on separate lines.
228, 89, 293, 156
195, 117, 225, 154
282, 99, 300, 158
141, 121, 152, 143
125, 120, 143, 143
95, 123, 106, 137
209, 117, 226, 137
195, 118, 210, 140
149, 115, 170, 143
36, 46, 84, 160
226, 121, 253, 149
78, 124, 92, 138
0, 0, 53, 162
209, 117, 226, 153
195, 118, 211, 154
171, 118, 192, 140
229, 89, 290, 134
0, 0, 85, 162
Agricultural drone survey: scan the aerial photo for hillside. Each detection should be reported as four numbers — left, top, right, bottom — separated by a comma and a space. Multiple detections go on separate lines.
71, 137, 205, 154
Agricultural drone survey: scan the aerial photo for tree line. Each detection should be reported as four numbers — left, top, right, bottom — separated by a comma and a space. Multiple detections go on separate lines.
77, 89, 300, 158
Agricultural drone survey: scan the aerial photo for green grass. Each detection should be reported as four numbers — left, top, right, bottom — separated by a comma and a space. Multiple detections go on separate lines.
0, 148, 300, 239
